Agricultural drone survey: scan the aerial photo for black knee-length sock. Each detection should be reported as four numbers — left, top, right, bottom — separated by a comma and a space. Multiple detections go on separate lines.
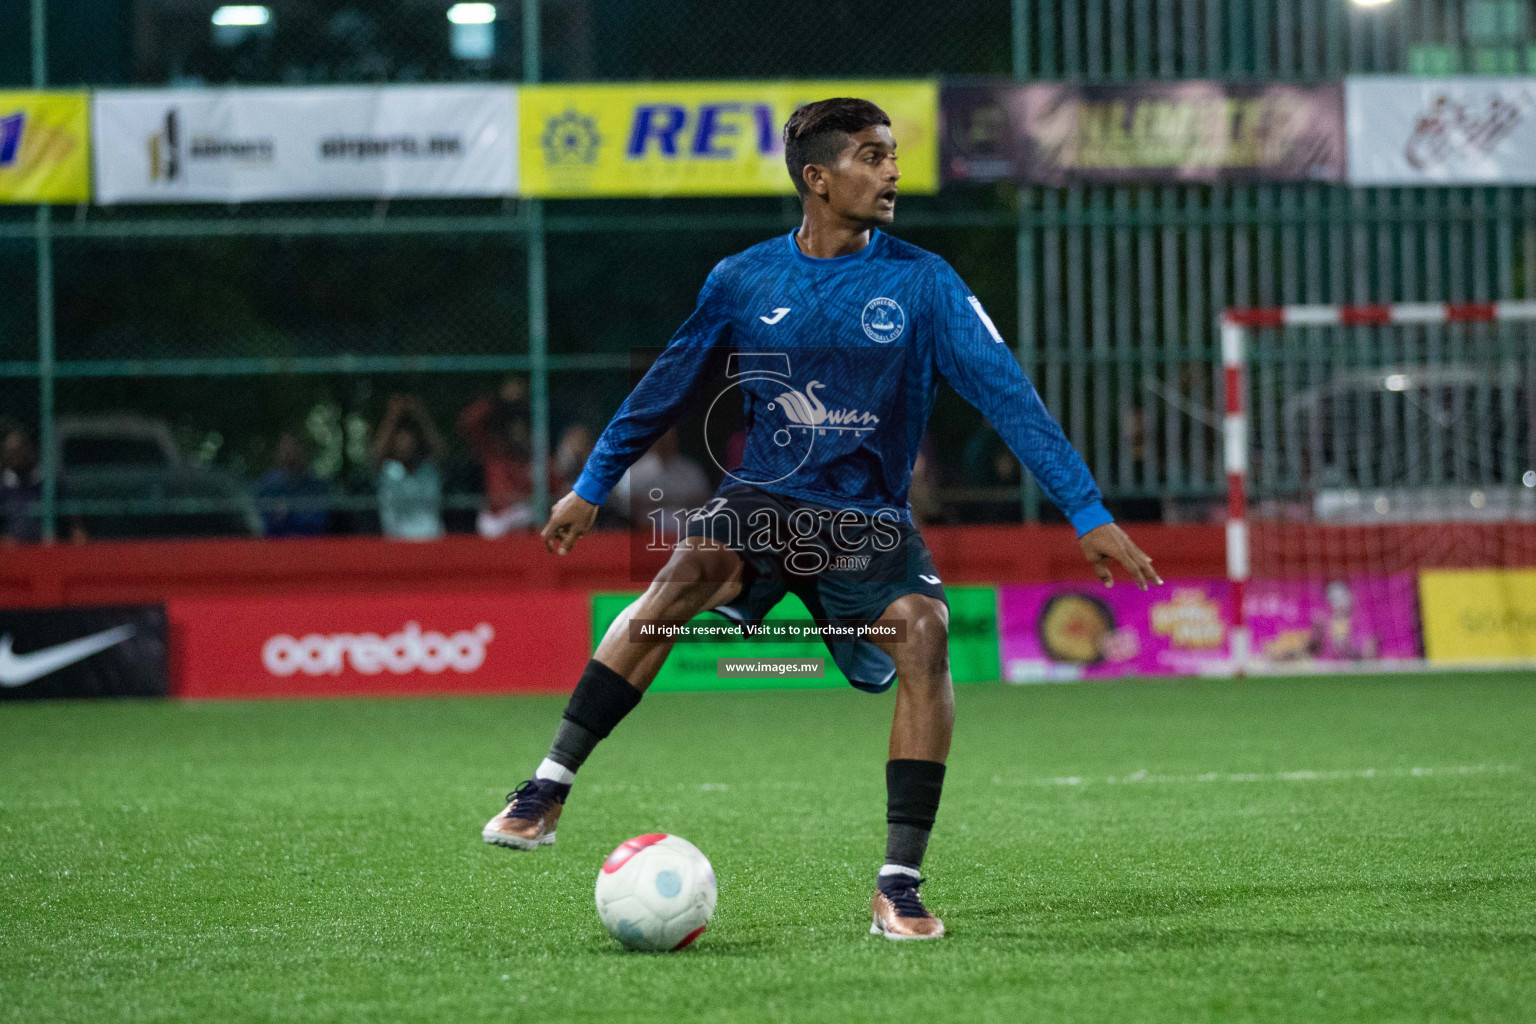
883, 758, 946, 873
534, 659, 641, 784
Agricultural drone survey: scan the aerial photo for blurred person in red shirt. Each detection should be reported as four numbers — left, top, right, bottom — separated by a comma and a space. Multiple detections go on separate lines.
460, 377, 564, 539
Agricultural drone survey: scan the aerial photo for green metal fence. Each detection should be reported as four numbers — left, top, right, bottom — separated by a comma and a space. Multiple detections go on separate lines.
5, 0, 1536, 541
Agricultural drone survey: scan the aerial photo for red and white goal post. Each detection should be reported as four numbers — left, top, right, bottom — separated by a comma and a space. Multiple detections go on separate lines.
1221, 300, 1536, 674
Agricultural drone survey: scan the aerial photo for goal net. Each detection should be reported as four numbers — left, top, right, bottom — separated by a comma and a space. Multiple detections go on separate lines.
1222, 301, 1536, 672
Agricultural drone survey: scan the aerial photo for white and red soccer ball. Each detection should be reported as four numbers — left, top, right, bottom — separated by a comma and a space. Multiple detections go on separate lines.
595, 833, 717, 952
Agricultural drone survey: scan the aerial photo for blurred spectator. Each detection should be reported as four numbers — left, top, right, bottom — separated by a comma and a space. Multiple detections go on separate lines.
459, 377, 562, 539
1, 425, 86, 545
370, 395, 446, 541
253, 431, 332, 538
555, 423, 595, 487
956, 426, 1022, 523
610, 427, 712, 544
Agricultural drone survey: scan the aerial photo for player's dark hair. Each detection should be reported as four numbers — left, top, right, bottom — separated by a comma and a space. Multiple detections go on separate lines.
783, 98, 892, 198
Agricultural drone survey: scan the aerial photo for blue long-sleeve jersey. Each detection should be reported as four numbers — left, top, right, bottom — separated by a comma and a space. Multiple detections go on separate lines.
573, 229, 1113, 536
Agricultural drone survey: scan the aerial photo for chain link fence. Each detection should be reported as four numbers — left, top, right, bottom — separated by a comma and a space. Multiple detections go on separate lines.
4, 0, 1536, 541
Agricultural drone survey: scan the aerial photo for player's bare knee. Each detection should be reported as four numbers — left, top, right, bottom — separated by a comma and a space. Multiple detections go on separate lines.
655, 540, 737, 584
652, 549, 704, 588
645, 581, 715, 622
902, 611, 951, 680
905, 607, 948, 649
648, 548, 739, 621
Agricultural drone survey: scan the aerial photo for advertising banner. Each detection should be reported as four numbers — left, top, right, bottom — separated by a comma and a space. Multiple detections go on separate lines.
170, 590, 587, 699
1419, 568, 1536, 662
1247, 576, 1421, 666
946, 586, 1001, 684
520, 80, 938, 197
998, 576, 1417, 681
92, 84, 518, 203
1346, 76, 1536, 185
591, 585, 997, 692
0, 91, 90, 203
942, 81, 1345, 185
999, 580, 1231, 681
0, 604, 167, 700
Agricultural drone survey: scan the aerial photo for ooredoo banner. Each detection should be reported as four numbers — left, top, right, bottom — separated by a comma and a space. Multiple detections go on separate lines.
520, 80, 938, 197
998, 576, 1418, 681
92, 84, 519, 203
170, 591, 586, 698
1346, 76, 1536, 185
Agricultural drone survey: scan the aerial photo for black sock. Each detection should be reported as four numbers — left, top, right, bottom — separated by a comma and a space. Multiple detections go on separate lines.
547, 718, 600, 773
884, 759, 946, 872
545, 659, 642, 774
884, 823, 932, 874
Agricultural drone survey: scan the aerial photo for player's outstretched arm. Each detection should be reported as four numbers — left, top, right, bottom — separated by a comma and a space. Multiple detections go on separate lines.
1080, 523, 1162, 591
541, 491, 598, 555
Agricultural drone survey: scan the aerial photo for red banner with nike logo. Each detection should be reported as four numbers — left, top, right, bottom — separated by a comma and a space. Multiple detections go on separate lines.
170, 591, 588, 699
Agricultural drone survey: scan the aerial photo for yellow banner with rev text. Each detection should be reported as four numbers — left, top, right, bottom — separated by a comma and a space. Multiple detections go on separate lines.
520, 81, 937, 198
1419, 568, 1536, 663
0, 92, 90, 203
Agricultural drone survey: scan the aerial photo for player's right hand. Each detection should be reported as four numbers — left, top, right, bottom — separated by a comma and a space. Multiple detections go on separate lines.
541, 491, 599, 555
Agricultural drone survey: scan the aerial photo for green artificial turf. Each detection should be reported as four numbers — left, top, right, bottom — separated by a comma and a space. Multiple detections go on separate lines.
2, 673, 1533, 1023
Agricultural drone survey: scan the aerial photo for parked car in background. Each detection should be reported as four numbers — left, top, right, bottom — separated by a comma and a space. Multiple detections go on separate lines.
1275, 364, 1536, 524
53, 414, 262, 539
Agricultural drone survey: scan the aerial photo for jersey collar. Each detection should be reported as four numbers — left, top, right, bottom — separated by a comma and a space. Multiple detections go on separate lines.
786, 228, 882, 268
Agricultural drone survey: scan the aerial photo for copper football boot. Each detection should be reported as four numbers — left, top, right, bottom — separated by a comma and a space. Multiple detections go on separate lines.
870, 874, 945, 940
482, 779, 566, 850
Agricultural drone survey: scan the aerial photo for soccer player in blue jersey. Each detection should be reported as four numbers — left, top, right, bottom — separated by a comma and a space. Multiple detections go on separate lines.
483, 98, 1161, 941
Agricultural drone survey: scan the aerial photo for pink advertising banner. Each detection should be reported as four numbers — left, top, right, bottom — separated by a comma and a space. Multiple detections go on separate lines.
998, 576, 1419, 682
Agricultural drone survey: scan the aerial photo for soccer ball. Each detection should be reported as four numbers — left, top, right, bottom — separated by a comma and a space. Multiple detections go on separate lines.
595, 833, 717, 952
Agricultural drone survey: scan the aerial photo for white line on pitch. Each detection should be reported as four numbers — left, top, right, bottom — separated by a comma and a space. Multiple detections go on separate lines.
991, 765, 1524, 788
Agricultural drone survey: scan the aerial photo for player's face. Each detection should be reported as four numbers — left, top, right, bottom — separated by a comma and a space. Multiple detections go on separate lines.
825, 125, 901, 225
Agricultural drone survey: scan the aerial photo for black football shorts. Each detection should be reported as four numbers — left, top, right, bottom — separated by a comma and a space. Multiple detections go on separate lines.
681, 481, 948, 693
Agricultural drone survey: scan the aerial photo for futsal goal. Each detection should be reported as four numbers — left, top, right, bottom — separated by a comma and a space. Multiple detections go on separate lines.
1221, 300, 1536, 673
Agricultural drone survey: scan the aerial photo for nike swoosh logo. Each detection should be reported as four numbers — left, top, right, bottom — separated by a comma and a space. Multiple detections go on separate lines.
759, 308, 790, 325
0, 625, 138, 688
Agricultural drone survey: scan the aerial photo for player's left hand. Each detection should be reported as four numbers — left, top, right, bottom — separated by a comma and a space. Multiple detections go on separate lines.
1079, 523, 1162, 591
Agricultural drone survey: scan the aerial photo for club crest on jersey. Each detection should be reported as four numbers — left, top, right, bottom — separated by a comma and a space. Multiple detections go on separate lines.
861, 297, 905, 343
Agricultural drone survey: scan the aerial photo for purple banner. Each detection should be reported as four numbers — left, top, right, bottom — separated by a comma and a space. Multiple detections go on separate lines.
998, 576, 1419, 682
1246, 575, 1421, 665
943, 81, 1346, 185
